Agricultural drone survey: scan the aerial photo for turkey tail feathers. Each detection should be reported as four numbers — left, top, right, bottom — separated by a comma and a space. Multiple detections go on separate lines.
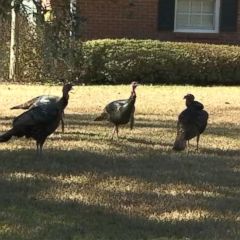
10, 105, 26, 110
94, 112, 108, 121
10, 97, 39, 110
0, 129, 15, 142
172, 128, 187, 151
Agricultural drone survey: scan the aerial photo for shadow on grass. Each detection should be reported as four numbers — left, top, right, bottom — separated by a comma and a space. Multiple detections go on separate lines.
0, 154, 239, 240
0, 113, 240, 239
1, 113, 239, 139
64, 114, 176, 130
64, 113, 240, 139
0, 182, 239, 240
206, 124, 240, 139
0, 147, 239, 190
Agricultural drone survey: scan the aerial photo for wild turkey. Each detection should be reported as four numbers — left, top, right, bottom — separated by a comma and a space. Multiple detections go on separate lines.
11, 95, 65, 133
94, 82, 138, 139
0, 83, 73, 156
173, 94, 209, 151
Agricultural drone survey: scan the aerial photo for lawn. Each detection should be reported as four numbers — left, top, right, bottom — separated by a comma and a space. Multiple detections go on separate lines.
0, 84, 240, 240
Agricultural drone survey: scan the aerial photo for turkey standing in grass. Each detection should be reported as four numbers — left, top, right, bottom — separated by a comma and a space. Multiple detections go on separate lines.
11, 94, 65, 133
173, 94, 209, 151
94, 82, 138, 139
0, 83, 73, 156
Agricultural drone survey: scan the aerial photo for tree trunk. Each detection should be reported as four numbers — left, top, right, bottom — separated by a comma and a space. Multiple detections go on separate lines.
69, 0, 77, 38
9, 0, 20, 81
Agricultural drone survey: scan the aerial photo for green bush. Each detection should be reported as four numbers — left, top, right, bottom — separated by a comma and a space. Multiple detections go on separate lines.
80, 39, 240, 85
1, 36, 240, 85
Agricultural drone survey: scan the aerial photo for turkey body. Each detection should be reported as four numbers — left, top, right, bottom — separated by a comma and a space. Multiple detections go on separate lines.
0, 83, 72, 155
173, 102, 209, 151
11, 95, 65, 132
179, 108, 208, 140
11, 95, 60, 110
94, 82, 138, 139
105, 98, 135, 127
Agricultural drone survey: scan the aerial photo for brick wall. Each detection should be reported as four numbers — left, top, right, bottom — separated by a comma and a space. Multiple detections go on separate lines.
78, 0, 158, 39
76, 0, 240, 43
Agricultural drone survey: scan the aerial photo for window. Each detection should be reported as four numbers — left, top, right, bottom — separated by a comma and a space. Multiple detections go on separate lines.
174, 0, 220, 33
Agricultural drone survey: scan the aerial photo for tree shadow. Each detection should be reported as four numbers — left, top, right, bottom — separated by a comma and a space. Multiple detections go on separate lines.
0, 168, 239, 240
122, 136, 172, 148
200, 147, 240, 157
1, 113, 239, 140
0, 112, 240, 239
206, 124, 240, 139
64, 113, 240, 139
0, 147, 239, 190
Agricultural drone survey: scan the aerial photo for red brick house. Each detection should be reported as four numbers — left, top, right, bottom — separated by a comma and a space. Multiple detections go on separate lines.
49, 0, 240, 44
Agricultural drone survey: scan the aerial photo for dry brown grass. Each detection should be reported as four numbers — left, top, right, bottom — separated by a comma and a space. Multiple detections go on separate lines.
0, 84, 240, 240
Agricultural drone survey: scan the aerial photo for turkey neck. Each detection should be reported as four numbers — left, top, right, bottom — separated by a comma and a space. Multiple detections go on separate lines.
131, 87, 136, 99
124, 87, 136, 110
58, 91, 70, 110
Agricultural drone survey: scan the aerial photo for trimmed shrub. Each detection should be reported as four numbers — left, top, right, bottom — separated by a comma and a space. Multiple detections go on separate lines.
80, 39, 240, 85
1, 37, 240, 85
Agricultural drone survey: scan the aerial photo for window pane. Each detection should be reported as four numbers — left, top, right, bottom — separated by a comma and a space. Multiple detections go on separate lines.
190, 15, 201, 26
176, 14, 189, 27
191, 0, 201, 13
175, 0, 217, 31
202, 15, 214, 29
203, 0, 215, 13
178, 0, 189, 12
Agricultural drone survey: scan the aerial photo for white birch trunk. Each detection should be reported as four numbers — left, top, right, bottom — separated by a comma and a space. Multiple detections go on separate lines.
9, 0, 20, 81
69, 0, 77, 38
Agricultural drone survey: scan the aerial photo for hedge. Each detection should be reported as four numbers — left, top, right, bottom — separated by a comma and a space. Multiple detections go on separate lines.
80, 39, 240, 85
1, 37, 240, 85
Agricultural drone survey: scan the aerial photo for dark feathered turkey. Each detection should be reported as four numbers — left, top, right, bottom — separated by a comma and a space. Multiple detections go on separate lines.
94, 82, 138, 139
11, 95, 65, 133
0, 83, 72, 156
173, 94, 209, 151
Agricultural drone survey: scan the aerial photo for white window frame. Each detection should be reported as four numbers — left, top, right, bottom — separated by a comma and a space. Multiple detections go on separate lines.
174, 0, 221, 33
